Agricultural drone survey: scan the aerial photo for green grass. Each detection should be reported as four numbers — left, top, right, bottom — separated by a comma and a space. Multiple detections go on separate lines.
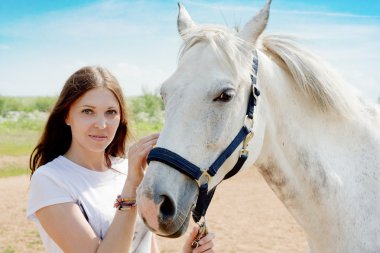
133, 121, 163, 139
0, 125, 39, 178
0, 164, 29, 178
0, 129, 40, 156
27, 230, 43, 248
1, 246, 15, 253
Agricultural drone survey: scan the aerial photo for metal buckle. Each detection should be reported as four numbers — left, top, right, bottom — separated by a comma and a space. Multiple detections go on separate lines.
240, 132, 254, 157
196, 171, 211, 187
240, 149, 249, 157
243, 131, 254, 147
191, 217, 208, 249
241, 116, 255, 157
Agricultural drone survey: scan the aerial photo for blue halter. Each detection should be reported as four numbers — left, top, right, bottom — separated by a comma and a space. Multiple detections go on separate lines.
147, 51, 260, 223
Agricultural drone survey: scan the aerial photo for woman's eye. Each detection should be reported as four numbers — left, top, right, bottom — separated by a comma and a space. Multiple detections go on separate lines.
213, 90, 235, 102
106, 109, 118, 115
82, 109, 93, 114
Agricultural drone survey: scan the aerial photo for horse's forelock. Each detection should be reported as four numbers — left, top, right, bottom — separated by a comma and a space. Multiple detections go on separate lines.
179, 25, 254, 79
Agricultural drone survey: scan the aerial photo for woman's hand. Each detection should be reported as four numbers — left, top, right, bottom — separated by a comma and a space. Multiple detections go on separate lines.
126, 133, 159, 189
182, 226, 216, 253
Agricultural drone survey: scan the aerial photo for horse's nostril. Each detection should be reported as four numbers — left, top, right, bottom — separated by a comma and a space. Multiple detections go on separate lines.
159, 195, 176, 219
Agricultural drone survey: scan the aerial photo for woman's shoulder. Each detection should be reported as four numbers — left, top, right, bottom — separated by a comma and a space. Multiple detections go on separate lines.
32, 156, 60, 173
31, 156, 72, 179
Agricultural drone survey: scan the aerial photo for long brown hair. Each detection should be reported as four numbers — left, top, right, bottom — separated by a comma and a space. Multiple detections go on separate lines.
30, 66, 130, 175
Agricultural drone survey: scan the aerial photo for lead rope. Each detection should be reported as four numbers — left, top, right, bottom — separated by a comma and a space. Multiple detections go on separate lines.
191, 217, 209, 248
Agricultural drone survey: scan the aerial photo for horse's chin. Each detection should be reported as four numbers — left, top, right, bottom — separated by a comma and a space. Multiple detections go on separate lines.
157, 209, 191, 238
160, 214, 190, 238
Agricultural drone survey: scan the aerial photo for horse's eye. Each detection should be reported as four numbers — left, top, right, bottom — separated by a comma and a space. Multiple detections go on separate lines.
213, 90, 235, 102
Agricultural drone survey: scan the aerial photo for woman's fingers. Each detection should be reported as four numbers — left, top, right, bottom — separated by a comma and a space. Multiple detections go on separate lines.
137, 137, 158, 166
187, 226, 199, 244
131, 133, 159, 165
198, 232, 215, 245
182, 227, 215, 253
182, 227, 199, 253
126, 133, 160, 186
193, 232, 215, 253
141, 137, 158, 152
136, 133, 159, 146
130, 133, 159, 153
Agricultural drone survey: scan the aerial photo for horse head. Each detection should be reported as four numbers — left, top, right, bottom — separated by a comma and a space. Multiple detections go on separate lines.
136, 1, 271, 237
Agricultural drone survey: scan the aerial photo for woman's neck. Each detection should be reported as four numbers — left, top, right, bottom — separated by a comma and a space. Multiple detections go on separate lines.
64, 146, 108, 172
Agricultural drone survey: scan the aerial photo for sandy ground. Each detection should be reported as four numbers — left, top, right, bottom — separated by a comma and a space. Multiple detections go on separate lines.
0, 166, 308, 253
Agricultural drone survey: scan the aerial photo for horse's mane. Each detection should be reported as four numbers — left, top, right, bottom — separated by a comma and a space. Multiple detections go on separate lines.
261, 35, 365, 117
180, 26, 366, 119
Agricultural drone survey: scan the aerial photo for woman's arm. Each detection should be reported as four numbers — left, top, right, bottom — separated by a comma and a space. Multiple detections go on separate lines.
36, 133, 159, 253
36, 184, 137, 253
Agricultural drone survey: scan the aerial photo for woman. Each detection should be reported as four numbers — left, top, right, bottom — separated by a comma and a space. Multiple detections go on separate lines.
27, 66, 215, 253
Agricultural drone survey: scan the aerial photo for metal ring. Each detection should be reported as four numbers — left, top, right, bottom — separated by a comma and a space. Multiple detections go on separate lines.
196, 171, 211, 187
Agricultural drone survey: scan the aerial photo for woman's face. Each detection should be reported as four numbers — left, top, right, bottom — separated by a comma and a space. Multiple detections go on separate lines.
65, 87, 121, 154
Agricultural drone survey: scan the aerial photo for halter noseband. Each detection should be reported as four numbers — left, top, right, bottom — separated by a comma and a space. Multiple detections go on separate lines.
147, 50, 260, 223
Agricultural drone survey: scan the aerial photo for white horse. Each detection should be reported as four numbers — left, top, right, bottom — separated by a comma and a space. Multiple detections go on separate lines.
137, 1, 380, 252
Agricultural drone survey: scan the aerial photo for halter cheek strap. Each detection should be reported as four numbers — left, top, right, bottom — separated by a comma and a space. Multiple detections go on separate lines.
147, 50, 260, 223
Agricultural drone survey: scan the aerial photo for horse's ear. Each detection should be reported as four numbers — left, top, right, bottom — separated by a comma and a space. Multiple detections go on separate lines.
177, 3, 195, 38
238, 0, 272, 43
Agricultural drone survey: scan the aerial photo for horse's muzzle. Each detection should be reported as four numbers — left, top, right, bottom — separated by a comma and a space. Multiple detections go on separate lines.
136, 163, 198, 237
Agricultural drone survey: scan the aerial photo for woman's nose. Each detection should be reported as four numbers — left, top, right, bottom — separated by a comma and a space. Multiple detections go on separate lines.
94, 116, 107, 129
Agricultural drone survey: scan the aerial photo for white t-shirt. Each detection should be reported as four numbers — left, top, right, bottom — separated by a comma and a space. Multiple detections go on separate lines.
27, 155, 152, 253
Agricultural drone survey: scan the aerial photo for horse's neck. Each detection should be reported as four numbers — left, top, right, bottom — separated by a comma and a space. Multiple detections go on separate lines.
253, 51, 380, 252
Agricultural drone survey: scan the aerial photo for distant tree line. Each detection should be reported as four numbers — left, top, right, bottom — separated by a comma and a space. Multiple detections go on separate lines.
0, 92, 164, 117
0, 96, 56, 116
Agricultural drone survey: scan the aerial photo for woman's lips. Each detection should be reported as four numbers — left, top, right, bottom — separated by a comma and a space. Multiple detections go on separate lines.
89, 134, 107, 141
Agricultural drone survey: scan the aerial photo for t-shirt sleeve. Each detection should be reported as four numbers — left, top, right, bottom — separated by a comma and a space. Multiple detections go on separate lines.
27, 170, 74, 221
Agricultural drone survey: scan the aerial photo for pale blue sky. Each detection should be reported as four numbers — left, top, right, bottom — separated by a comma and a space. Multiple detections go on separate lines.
0, 0, 379, 102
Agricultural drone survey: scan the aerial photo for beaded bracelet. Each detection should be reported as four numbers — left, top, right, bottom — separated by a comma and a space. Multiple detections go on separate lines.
114, 195, 137, 211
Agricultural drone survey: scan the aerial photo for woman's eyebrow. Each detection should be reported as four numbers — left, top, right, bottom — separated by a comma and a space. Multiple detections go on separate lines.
80, 105, 95, 108
79, 105, 118, 109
